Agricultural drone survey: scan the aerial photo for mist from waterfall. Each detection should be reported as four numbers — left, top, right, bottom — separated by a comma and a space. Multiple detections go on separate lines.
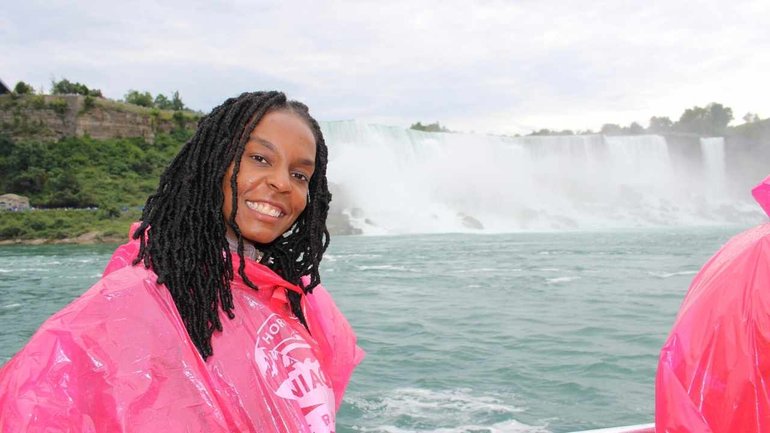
321, 121, 762, 234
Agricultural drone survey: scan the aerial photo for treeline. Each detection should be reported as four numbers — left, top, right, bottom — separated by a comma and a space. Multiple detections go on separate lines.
0, 130, 191, 212
409, 102, 763, 137
11, 78, 189, 111
410, 121, 452, 133
530, 102, 761, 137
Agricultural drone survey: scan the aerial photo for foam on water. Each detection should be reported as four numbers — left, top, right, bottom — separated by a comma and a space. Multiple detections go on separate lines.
647, 270, 698, 279
346, 388, 548, 433
546, 276, 580, 284
356, 265, 410, 271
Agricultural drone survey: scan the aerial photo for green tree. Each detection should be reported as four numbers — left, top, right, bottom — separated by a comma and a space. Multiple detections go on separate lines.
625, 122, 645, 135
125, 90, 154, 107
743, 113, 760, 124
648, 116, 673, 133
154, 93, 173, 110
51, 78, 102, 97
708, 103, 733, 133
600, 123, 623, 135
10, 167, 48, 194
170, 91, 185, 111
410, 121, 450, 132
0, 134, 14, 158
13, 81, 35, 95
47, 170, 96, 208
675, 102, 733, 135
529, 128, 553, 136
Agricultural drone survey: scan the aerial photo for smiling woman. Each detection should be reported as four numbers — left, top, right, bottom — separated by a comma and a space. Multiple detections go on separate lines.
0, 91, 364, 433
222, 110, 317, 245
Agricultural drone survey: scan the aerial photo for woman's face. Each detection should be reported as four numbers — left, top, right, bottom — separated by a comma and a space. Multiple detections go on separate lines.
222, 110, 317, 245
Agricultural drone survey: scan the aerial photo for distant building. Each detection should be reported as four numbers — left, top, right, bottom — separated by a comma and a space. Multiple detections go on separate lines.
0, 78, 9, 95
0, 194, 31, 211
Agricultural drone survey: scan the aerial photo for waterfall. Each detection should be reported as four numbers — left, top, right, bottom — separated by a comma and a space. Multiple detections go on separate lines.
700, 137, 727, 200
320, 121, 759, 234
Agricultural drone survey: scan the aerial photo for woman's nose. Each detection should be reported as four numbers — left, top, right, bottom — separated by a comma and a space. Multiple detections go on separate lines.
268, 169, 291, 192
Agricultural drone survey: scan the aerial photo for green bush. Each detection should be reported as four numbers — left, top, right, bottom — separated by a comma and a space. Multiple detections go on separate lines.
0, 209, 141, 241
0, 133, 187, 212
30, 95, 46, 109
14, 81, 35, 95
82, 95, 95, 112
47, 98, 69, 115
52, 78, 102, 97
124, 90, 154, 107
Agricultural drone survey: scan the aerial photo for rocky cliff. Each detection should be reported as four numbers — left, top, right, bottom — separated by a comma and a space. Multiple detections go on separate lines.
0, 94, 199, 143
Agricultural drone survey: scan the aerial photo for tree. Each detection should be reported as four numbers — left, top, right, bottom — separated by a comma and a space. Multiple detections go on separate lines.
13, 81, 35, 95
600, 123, 623, 135
125, 90, 154, 107
625, 122, 644, 135
51, 78, 102, 97
675, 102, 733, 135
708, 102, 733, 133
410, 121, 450, 132
170, 91, 185, 111
154, 94, 173, 110
529, 128, 554, 136
742, 112, 760, 124
10, 167, 48, 194
648, 116, 673, 133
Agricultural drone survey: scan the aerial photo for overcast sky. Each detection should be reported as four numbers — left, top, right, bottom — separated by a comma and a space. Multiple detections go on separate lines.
3, 0, 768, 135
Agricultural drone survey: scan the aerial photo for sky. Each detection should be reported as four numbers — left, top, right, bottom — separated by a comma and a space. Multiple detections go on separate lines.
2, 0, 769, 135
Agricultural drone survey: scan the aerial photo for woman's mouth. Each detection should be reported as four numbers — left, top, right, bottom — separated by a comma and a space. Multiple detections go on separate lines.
245, 201, 285, 217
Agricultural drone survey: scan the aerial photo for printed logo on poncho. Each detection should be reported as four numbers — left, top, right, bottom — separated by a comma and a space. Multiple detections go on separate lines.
254, 313, 335, 433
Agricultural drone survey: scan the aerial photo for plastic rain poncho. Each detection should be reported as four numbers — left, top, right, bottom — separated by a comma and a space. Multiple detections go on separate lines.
0, 225, 364, 432
656, 175, 770, 432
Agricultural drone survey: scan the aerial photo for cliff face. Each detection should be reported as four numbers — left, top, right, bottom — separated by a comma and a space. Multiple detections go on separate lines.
726, 119, 770, 194
0, 94, 199, 143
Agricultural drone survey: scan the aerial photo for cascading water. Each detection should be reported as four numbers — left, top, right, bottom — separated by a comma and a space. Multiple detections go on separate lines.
700, 137, 727, 200
320, 121, 761, 234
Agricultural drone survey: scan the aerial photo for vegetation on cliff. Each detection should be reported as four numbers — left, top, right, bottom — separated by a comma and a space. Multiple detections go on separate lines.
0, 130, 190, 209
0, 126, 192, 241
0, 78, 201, 242
0, 208, 141, 242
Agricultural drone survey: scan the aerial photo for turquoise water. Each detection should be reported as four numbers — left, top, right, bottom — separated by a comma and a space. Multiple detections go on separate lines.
0, 227, 745, 432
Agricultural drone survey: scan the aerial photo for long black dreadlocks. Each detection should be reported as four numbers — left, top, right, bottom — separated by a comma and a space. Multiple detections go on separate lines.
133, 91, 331, 360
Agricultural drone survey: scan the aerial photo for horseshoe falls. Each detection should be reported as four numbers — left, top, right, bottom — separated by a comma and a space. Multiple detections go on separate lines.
321, 121, 763, 234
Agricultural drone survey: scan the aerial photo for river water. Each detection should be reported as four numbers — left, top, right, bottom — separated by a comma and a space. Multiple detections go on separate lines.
0, 226, 748, 432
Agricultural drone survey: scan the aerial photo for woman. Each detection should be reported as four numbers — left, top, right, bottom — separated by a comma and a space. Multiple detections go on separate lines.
0, 91, 364, 432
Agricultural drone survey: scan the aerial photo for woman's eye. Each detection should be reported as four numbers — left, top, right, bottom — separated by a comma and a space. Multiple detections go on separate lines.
292, 172, 310, 183
250, 155, 268, 164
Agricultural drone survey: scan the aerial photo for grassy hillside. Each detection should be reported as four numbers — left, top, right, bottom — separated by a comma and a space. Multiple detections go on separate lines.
0, 130, 191, 241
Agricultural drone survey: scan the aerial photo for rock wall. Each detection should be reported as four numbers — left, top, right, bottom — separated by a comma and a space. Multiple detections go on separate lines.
726, 119, 770, 194
0, 94, 199, 143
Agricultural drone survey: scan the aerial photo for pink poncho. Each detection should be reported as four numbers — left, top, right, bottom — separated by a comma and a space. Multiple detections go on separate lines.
656, 176, 770, 432
0, 226, 364, 432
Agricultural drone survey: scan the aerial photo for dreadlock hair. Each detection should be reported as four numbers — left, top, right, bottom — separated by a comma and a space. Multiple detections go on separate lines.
133, 91, 331, 360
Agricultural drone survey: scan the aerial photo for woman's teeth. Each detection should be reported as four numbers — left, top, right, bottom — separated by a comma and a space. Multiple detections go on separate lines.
246, 201, 283, 217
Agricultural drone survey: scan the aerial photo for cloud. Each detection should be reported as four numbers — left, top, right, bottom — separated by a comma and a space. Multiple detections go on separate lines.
2, 0, 768, 134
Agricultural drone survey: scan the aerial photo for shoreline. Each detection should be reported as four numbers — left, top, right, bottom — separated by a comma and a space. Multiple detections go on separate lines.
0, 231, 124, 246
